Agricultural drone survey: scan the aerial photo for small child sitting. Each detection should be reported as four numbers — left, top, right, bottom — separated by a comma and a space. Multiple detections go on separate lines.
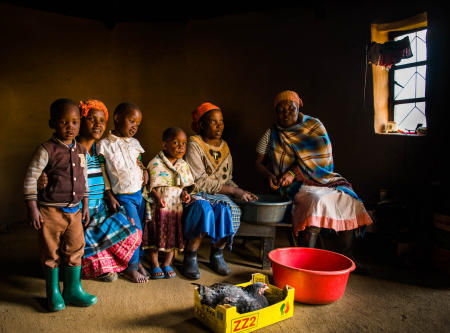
144, 127, 195, 279
23, 98, 97, 312
97, 102, 149, 283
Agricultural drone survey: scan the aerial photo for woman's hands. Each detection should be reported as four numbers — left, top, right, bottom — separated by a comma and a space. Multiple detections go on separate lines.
233, 187, 258, 202
256, 153, 299, 189
268, 171, 295, 190
269, 174, 280, 190
181, 189, 191, 204
105, 190, 121, 212
220, 185, 258, 202
278, 171, 295, 187
37, 172, 48, 190
256, 153, 294, 190
267, 171, 295, 191
267, 171, 295, 190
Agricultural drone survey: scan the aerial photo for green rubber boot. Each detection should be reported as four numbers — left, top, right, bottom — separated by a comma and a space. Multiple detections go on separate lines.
43, 266, 65, 312
62, 266, 97, 307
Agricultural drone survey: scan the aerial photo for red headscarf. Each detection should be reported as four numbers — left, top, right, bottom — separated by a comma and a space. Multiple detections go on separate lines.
191, 102, 221, 133
79, 99, 109, 121
273, 90, 303, 108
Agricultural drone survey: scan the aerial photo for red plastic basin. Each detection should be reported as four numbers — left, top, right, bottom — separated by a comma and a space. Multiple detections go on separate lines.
268, 247, 355, 304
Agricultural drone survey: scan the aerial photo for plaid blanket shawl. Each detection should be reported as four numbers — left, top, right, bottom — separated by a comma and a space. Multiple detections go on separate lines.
270, 114, 359, 200
83, 201, 137, 258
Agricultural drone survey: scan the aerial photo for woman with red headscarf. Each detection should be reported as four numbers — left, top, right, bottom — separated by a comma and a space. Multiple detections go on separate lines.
39, 99, 142, 282
182, 102, 257, 280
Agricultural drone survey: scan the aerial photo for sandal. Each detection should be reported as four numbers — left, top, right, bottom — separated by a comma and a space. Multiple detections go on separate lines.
162, 265, 176, 279
151, 266, 165, 280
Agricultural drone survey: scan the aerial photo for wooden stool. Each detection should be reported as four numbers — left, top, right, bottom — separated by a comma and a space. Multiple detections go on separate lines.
235, 221, 294, 269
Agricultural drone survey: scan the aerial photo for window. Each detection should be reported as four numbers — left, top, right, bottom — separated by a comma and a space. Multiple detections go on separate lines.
389, 28, 427, 132
370, 12, 427, 134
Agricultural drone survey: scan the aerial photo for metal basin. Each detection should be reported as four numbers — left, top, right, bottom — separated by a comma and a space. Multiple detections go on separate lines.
235, 194, 292, 224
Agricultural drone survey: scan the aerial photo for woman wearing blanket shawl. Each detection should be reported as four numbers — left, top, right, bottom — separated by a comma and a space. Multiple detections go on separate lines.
255, 90, 372, 259
182, 102, 258, 280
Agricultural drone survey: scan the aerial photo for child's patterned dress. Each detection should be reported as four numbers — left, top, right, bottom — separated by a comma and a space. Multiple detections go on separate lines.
143, 151, 195, 251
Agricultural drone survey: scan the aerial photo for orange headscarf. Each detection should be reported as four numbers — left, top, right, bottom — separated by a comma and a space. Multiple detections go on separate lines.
273, 90, 303, 108
79, 99, 109, 121
191, 102, 221, 133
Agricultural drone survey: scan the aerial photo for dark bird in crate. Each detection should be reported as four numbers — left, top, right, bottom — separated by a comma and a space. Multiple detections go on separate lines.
193, 282, 270, 314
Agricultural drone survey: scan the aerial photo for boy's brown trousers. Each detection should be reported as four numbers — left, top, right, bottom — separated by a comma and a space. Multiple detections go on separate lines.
38, 206, 85, 268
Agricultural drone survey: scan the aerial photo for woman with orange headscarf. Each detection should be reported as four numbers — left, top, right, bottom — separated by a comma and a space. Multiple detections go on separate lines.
78, 100, 144, 282
255, 90, 372, 259
39, 99, 142, 282
182, 102, 257, 280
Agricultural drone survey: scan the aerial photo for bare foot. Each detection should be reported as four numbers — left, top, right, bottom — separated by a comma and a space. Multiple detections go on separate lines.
121, 270, 148, 283
96, 272, 118, 282
138, 263, 150, 278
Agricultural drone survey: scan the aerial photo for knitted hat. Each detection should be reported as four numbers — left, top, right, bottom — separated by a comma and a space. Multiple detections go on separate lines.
273, 90, 303, 108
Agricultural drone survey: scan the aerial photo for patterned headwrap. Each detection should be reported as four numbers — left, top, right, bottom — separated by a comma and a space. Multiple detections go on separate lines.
274, 90, 303, 108
79, 99, 109, 121
191, 102, 221, 133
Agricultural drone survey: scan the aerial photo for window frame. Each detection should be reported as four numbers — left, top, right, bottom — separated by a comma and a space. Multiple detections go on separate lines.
388, 27, 428, 126
370, 12, 427, 134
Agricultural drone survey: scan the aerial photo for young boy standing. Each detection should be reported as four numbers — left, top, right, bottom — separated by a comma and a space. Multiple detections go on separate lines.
24, 98, 97, 312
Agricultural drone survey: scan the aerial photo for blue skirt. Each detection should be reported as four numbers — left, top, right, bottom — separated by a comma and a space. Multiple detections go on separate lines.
183, 192, 241, 245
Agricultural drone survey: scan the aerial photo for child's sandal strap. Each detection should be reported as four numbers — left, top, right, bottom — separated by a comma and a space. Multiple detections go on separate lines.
150, 267, 165, 280
162, 265, 176, 279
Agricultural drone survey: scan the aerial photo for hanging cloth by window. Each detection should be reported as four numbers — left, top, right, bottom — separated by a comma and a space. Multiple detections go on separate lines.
368, 36, 413, 69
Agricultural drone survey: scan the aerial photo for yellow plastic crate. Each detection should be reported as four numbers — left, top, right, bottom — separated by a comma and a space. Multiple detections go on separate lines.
194, 273, 294, 333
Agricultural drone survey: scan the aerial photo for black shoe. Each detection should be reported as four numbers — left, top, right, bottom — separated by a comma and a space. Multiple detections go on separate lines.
210, 247, 231, 276
183, 250, 200, 280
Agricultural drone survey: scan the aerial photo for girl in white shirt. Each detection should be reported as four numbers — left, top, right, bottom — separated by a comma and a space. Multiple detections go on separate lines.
97, 102, 149, 283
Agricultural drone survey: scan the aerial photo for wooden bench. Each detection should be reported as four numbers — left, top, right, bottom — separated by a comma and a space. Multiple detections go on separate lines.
235, 221, 295, 269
